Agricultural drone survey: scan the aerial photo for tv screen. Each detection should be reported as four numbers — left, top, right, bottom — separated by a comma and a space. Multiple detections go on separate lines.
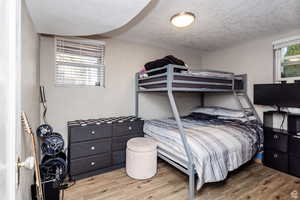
254, 84, 300, 108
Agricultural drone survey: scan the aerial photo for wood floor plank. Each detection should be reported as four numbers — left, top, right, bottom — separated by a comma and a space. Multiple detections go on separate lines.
64, 161, 300, 200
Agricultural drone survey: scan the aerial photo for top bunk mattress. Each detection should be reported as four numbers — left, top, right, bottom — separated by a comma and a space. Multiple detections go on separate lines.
138, 72, 244, 91
143, 117, 263, 190
183, 70, 233, 78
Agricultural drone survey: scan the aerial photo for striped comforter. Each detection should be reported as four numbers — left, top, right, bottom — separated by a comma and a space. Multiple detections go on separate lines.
143, 118, 263, 190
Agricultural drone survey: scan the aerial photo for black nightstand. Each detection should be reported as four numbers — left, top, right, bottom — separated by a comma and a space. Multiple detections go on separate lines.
263, 127, 289, 172
289, 134, 300, 177
263, 111, 300, 178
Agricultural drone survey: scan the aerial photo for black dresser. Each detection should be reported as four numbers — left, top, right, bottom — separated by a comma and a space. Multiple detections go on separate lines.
263, 111, 300, 178
67, 116, 144, 180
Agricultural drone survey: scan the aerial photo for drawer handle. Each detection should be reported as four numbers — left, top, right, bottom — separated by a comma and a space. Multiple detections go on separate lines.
91, 162, 95, 166
273, 134, 279, 139
273, 154, 278, 158
91, 130, 96, 135
128, 126, 132, 131
91, 146, 95, 151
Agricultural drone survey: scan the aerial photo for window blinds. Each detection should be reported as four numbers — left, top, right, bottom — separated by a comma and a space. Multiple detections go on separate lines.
55, 37, 105, 87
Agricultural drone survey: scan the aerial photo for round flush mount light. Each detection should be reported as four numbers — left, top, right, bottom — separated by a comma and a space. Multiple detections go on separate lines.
170, 12, 195, 28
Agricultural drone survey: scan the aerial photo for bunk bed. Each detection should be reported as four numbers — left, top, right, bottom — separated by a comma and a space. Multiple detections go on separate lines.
135, 64, 262, 200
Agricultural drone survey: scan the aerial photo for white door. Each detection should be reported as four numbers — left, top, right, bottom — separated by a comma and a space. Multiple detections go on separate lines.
0, 0, 22, 200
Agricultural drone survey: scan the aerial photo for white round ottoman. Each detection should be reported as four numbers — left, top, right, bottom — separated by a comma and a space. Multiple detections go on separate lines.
126, 137, 157, 180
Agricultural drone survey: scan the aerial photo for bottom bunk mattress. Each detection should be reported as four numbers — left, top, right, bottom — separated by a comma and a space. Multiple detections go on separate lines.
143, 117, 263, 190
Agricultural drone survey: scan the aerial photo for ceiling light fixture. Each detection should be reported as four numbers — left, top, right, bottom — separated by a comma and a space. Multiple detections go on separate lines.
170, 12, 195, 28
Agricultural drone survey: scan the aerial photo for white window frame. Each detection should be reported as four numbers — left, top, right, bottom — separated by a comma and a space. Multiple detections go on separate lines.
54, 37, 106, 87
273, 36, 300, 82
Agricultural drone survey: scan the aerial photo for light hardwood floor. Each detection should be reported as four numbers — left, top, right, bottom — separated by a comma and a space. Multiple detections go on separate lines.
64, 161, 300, 200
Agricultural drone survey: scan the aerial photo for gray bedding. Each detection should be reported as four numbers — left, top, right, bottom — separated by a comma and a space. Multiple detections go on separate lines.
143, 117, 263, 190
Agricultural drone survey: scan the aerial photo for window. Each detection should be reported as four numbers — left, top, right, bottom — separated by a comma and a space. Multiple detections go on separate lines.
55, 37, 105, 87
273, 36, 300, 82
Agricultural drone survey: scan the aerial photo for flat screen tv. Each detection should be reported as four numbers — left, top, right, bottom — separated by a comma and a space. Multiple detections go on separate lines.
254, 83, 300, 108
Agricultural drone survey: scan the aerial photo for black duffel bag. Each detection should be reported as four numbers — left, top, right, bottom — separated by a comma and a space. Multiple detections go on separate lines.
144, 55, 188, 76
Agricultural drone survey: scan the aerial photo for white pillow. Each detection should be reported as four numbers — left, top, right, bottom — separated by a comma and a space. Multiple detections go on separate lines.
288, 107, 300, 114
192, 106, 245, 118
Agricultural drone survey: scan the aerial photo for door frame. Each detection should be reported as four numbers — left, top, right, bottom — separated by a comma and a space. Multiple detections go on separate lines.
6, 0, 22, 199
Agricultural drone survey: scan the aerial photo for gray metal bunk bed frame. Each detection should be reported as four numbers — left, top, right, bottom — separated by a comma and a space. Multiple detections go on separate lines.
135, 64, 261, 200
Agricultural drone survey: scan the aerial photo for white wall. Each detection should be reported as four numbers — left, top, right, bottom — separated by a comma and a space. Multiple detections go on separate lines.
40, 36, 202, 141
201, 29, 300, 119
20, 3, 40, 200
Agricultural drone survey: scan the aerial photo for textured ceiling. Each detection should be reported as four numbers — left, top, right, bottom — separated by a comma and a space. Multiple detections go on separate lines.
25, 0, 151, 35
104, 0, 300, 51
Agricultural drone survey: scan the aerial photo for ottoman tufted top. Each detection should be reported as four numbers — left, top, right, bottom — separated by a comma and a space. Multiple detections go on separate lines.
127, 137, 157, 152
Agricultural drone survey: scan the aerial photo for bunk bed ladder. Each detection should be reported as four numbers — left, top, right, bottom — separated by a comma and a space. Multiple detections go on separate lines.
233, 91, 262, 124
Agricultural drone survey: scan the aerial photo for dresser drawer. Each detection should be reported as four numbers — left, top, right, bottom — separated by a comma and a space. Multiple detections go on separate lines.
289, 155, 300, 178
70, 153, 111, 175
264, 129, 288, 152
264, 150, 288, 172
70, 139, 111, 159
69, 125, 112, 143
289, 135, 300, 156
112, 135, 142, 151
112, 151, 126, 165
113, 121, 143, 136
